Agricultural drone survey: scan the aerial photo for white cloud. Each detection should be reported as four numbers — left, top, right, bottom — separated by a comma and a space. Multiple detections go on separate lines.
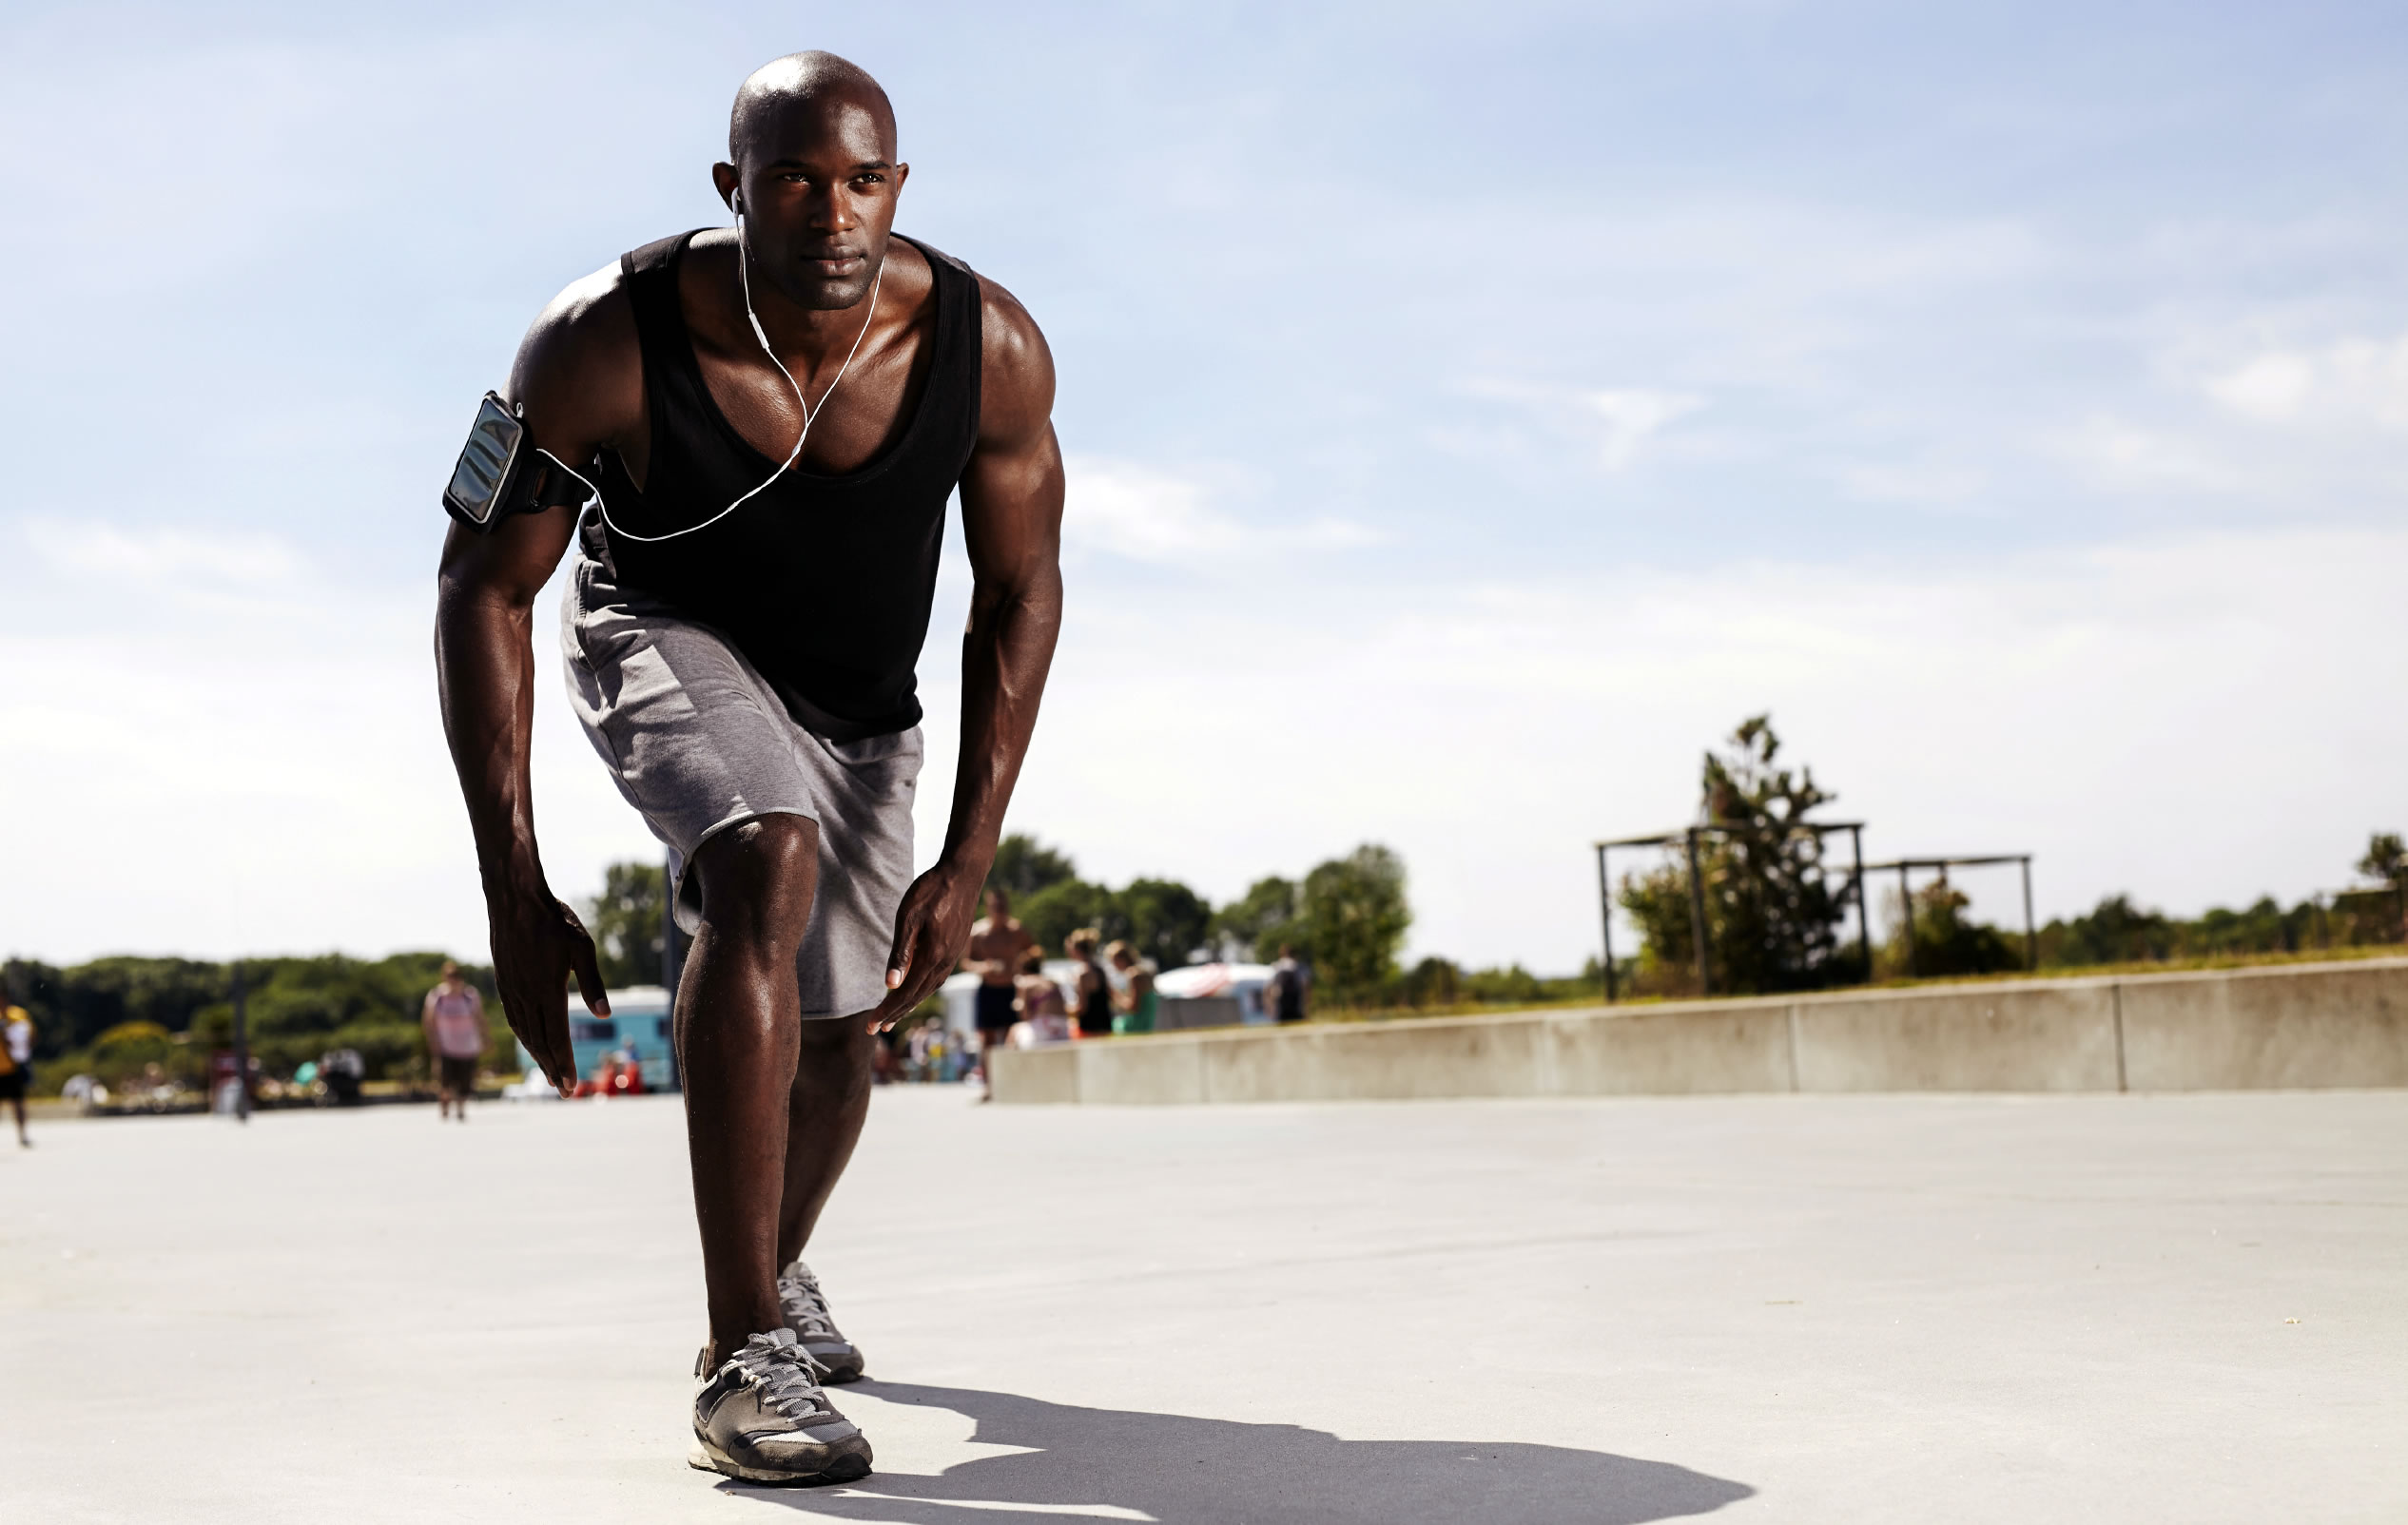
1835, 460, 1985, 508
1469, 381, 1705, 472
1580, 388, 1704, 470
2205, 331, 2408, 430
1061, 454, 1378, 563
2059, 415, 2236, 492
24, 521, 302, 585
1064, 456, 1239, 560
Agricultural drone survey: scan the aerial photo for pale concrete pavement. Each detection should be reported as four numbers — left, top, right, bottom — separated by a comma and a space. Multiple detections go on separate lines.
2, 1089, 2400, 1522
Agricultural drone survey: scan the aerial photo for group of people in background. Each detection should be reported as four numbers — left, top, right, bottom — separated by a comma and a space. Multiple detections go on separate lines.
961, 887, 1163, 1091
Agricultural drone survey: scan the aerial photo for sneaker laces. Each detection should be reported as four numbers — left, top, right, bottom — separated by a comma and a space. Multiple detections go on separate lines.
777, 1262, 842, 1342
728, 1330, 834, 1422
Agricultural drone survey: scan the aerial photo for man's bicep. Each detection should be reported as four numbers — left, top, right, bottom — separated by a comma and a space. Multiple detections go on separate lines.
959, 282, 1063, 582
958, 425, 1064, 582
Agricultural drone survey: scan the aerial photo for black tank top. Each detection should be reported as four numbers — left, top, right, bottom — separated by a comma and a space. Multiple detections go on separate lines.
589, 229, 982, 741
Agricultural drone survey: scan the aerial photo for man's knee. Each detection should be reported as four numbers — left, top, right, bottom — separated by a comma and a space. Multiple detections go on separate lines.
693, 815, 820, 945
795, 1015, 876, 1066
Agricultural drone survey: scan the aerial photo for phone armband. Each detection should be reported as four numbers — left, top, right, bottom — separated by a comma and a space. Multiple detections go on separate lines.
441, 392, 592, 532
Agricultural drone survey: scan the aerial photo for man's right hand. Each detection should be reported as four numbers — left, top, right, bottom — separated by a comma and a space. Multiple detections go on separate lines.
488, 888, 610, 1094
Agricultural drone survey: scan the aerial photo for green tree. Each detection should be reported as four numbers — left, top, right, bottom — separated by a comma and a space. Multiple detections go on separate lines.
1211, 876, 1304, 961
588, 859, 671, 989
1403, 956, 1461, 1006
4, 956, 226, 1057
1886, 878, 2023, 977
1017, 878, 1120, 956
1615, 861, 1697, 987
2358, 831, 2407, 941
1615, 716, 1854, 994
1302, 844, 1410, 1002
2359, 831, 2407, 887
1700, 716, 1849, 992
2049, 894, 2176, 965
1117, 878, 1214, 970
988, 834, 1079, 901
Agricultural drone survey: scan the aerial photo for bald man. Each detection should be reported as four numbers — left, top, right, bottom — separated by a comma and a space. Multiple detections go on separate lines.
436, 51, 1062, 1486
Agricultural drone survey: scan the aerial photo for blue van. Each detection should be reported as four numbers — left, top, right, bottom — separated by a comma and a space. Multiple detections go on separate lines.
515, 984, 679, 1092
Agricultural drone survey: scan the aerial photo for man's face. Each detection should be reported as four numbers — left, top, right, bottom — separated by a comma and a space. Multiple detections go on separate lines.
986, 889, 1008, 919
719, 96, 906, 311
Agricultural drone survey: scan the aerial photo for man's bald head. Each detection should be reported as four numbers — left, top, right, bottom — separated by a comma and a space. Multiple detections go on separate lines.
728, 51, 896, 169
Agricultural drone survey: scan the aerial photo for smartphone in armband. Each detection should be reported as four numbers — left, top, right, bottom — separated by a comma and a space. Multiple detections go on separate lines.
442, 392, 593, 532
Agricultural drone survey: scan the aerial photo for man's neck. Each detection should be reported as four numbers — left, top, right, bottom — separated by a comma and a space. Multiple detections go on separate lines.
726, 234, 901, 368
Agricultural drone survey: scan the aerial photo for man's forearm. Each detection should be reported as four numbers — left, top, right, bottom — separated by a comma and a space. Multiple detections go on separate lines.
939, 569, 1062, 878
434, 578, 550, 901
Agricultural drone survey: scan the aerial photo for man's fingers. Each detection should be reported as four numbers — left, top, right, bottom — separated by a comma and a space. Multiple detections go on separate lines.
543, 998, 576, 1092
502, 982, 566, 1091
565, 913, 612, 1017
884, 908, 919, 989
569, 935, 611, 1018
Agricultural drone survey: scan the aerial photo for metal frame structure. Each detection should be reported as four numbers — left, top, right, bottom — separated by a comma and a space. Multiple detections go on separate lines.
1594, 822, 1871, 1002
1865, 855, 2036, 975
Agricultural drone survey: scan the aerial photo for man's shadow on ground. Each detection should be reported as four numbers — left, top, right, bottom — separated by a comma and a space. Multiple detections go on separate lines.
728, 1380, 1754, 1524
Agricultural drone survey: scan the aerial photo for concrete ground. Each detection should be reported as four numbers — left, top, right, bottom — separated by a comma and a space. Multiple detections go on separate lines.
2, 1089, 2400, 1524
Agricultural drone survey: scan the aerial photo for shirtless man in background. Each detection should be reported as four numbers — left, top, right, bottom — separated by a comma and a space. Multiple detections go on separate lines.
961, 886, 1034, 1092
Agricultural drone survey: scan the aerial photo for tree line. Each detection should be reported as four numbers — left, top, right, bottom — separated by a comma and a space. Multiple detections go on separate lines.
585, 835, 1423, 1006
1614, 717, 2408, 996
1, 952, 502, 1095
13, 740, 2393, 1096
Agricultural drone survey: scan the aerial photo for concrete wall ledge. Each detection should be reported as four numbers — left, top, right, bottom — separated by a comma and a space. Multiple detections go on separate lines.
991, 956, 2408, 1104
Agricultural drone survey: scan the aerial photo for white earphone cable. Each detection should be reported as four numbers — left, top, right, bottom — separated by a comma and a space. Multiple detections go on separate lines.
547, 214, 884, 545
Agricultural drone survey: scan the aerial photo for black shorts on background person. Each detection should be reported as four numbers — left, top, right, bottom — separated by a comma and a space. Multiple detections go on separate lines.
975, 983, 1018, 1034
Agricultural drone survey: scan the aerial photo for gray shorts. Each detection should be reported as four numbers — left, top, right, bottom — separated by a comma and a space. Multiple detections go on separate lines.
561, 538, 922, 1018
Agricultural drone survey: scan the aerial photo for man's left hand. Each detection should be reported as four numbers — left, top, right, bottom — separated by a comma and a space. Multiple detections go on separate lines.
869, 865, 981, 1033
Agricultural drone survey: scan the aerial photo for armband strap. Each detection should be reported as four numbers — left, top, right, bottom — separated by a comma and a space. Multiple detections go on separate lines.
440, 391, 596, 533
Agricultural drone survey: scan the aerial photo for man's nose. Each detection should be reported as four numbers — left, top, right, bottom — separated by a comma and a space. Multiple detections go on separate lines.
808, 186, 857, 232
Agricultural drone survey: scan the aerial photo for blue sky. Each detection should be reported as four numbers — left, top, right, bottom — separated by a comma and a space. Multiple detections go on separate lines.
3, 1, 2403, 968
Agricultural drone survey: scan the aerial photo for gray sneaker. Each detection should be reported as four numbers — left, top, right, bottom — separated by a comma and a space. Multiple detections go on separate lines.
778, 1259, 865, 1383
689, 1328, 873, 1486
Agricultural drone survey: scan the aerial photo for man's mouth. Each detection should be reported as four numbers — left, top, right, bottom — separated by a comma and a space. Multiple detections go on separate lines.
802, 251, 868, 277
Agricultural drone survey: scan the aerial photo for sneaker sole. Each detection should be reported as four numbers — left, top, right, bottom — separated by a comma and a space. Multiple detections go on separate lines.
688, 1435, 873, 1488
817, 1354, 866, 1385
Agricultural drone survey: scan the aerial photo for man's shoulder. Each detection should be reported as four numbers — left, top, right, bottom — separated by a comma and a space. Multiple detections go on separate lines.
966, 267, 1053, 432
508, 250, 654, 450
521, 257, 641, 371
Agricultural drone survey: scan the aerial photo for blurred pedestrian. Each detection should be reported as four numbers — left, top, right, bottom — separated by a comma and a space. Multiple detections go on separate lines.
421, 960, 489, 1123
1105, 941, 1159, 1035
1066, 929, 1113, 1038
905, 1016, 938, 1082
1266, 943, 1311, 1024
0, 1004, 33, 1147
961, 887, 1035, 1093
1012, 947, 1071, 1045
